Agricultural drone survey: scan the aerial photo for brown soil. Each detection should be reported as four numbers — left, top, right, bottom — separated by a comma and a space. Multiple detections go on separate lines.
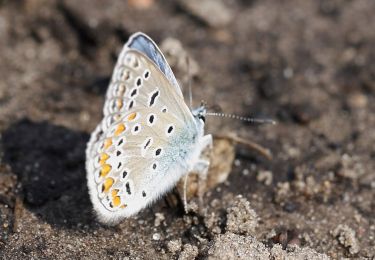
0, 0, 374, 259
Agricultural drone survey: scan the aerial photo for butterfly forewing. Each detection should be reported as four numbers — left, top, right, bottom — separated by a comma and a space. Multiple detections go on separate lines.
126, 33, 183, 98
86, 47, 198, 223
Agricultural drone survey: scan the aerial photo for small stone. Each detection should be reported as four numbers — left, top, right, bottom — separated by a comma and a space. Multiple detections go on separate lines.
242, 168, 250, 176
152, 233, 161, 241
332, 224, 360, 255
256, 170, 273, 186
167, 239, 182, 254
79, 111, 90, 123
160, 37, 199, 84
154, 212, 165, 227
178, 0, 233, 28
178, 244, 198, 260
284, 144, 301, 159
234, 159, 241, 167
226, 195, 258, 235
275, 182, 291, 203
347, 92, 367, 109
266, 229, 277, 240
283, 67, 294, 79
204, 212, 222, 235
338, 154, 365, 179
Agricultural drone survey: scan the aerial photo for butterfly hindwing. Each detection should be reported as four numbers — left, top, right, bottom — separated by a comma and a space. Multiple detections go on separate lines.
86, 46, 199, 224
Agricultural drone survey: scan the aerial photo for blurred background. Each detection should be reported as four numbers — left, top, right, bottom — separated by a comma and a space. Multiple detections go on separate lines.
0, 0, 374, 258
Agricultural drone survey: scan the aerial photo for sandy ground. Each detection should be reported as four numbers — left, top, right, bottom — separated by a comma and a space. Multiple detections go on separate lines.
0, 0, 374, 259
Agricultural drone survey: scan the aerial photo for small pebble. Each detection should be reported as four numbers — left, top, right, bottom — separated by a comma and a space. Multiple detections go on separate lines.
167, 239, 182, 254
257, 170, 273, 186
177, 0, 233, 27
348, 92, 367, 109
332, 224, 360, 255
226, 195, 258, 235
154, 212, 165, 227
152, 233, 161, 241
283, 67, 294, 79
234, 159, 241, 167
178, 244, 198, 260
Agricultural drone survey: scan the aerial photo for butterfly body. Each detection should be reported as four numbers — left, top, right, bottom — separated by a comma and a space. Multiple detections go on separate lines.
86, 33, 212, 224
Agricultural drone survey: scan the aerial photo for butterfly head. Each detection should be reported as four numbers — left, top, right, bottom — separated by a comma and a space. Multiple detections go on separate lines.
192, 102, 207, 124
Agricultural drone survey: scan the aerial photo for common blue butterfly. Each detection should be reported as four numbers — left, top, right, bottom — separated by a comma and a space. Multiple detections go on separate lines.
86, 32, 212, 225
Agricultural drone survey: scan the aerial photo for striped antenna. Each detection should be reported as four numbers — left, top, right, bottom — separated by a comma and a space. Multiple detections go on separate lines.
205, 112, 276, 125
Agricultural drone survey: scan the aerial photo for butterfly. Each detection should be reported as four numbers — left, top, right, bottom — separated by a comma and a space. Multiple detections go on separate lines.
85, 32, 212, 225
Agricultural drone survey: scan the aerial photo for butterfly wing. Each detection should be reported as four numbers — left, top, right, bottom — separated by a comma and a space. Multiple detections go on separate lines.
102, 32, 182, 122
86, 37, 201, 224
125, 32, 182, 97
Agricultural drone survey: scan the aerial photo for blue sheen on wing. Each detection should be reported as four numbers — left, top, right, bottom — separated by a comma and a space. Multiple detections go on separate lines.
126, 33, 182, 96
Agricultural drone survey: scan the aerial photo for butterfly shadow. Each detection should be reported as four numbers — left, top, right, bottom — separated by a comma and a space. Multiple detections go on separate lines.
1, 119, 99, 230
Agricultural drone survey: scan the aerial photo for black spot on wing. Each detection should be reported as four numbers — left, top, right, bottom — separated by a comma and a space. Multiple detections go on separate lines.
126, 182, 131, 195
149, 90, 159, 107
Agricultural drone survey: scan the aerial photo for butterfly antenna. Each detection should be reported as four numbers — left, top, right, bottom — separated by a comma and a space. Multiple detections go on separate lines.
187, 57, 193, 109
205, 112, 276, 125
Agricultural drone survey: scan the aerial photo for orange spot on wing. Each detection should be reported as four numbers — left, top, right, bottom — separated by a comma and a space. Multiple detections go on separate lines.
100, 164, 112, 177
110, 189, 122, 207
99, 153, 109, 165
127, 112, 137, 121
111, 189, 118, 198
115, 123, 126, 136
104, 138, 112, 150
102, 177, 114, 193
116, 99, 123, 109
113, 196, 121, 207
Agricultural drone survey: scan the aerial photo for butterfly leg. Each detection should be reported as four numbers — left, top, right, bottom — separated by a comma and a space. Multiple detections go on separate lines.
194, 134, 213, 213
183, 134, 213, 214
200, 134, 213, 151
